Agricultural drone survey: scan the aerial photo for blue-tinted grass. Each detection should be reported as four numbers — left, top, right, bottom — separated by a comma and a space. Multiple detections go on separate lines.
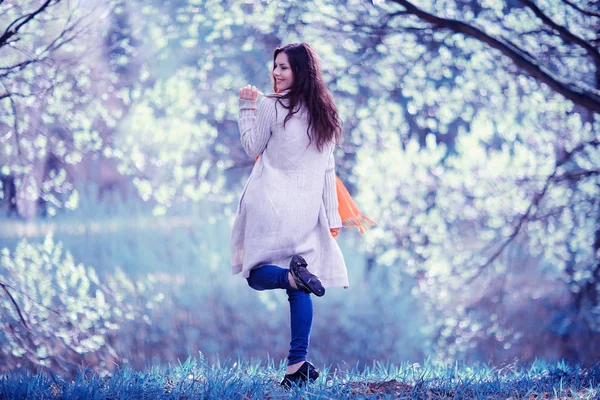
1, 357, 598, 399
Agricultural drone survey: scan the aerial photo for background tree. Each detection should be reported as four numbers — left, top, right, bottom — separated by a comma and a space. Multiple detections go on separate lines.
0, 0, 121, 218
333, 0, 600, 363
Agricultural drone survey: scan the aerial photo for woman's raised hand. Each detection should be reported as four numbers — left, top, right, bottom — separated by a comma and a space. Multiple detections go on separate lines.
239, 84, 258, 101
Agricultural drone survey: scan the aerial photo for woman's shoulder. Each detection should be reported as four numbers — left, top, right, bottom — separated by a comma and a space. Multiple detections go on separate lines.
259, 93, 290, 111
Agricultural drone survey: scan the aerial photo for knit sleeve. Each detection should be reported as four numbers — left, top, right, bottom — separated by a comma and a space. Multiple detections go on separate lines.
323, 147, 342, 229
238, 96, 276, 158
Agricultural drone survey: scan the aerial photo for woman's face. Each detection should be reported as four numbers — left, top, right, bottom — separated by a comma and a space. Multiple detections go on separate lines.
273, 52, 293, 92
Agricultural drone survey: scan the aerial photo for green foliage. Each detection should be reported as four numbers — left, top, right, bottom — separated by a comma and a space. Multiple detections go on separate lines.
0, 233, 163, 373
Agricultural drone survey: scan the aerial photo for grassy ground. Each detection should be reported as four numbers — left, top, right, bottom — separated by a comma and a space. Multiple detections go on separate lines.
1, 357, 599, 399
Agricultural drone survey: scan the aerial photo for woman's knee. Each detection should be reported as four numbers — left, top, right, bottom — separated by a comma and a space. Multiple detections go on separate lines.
247, 265, 288, 291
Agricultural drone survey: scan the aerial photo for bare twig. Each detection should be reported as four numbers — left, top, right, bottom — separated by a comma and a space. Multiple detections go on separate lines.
466, 138, 600, 284
0, 281, 30, 330
0, 253, 78, 317
40, 5, 82, 55
0, 0, 57, 48
0, 278, 62, 317
6, 41, 43, 62
465, 176, 554, 284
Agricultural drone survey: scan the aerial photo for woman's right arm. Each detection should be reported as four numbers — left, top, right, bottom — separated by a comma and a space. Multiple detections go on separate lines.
238, 96, 276, 158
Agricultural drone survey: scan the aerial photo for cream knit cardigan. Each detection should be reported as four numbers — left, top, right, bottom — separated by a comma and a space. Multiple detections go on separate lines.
229, 94, 349, 288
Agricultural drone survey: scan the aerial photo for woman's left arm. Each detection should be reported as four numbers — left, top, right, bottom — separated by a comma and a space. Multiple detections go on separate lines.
323, 147, 343, 230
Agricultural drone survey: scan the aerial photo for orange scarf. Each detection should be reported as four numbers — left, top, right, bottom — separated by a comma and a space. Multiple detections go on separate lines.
335, 175, 375, 235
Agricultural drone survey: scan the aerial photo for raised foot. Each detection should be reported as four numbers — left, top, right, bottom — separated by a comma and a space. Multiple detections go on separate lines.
289, 255, 325, 297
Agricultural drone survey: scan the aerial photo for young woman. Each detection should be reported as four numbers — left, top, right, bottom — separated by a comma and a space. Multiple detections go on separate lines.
230, 42, 349, 388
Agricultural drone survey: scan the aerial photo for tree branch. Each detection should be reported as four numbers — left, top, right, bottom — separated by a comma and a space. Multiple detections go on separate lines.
465, 176, 552, 284
0, 7, 88, 80
561, 0, 600, 18
388, 0, 600, 113
0, 58, 37, 72
521, 0, 600, 86
553, 169, 600, 182
0, 91, 29, 101
0, 0, 57, 48
466, 138, 600, 284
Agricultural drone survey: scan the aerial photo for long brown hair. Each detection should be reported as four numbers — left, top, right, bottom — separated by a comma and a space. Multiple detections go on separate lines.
269, 42, 342, 151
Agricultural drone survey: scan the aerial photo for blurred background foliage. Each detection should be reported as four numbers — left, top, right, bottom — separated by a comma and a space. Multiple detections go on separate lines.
1, 0, 599, 376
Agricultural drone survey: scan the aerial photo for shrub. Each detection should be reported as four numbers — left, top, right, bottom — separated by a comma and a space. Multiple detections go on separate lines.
0, 234, 163, 375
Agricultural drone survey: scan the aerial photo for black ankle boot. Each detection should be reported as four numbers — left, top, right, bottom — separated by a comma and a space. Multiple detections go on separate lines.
289, 255, 325, 297
280, 361, 319, 389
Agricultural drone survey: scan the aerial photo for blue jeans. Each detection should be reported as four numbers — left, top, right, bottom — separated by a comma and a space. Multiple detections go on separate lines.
247, 264, 313, 365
